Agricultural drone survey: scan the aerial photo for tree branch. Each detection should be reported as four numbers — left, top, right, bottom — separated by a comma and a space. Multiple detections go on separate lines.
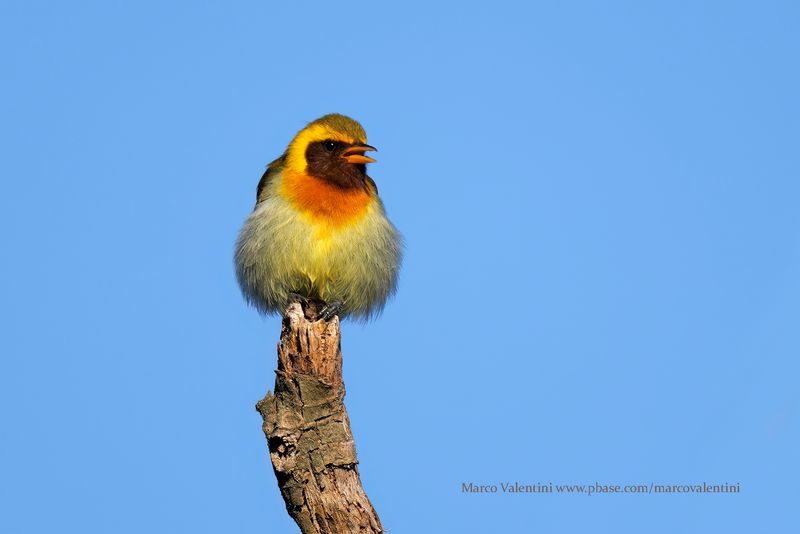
255, 301, 383, 533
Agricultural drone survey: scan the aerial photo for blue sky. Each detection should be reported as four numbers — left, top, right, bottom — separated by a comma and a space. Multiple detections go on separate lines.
2, 1, 798, 532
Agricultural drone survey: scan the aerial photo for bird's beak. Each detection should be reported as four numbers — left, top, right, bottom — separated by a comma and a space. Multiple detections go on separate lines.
341, 144, 377, 164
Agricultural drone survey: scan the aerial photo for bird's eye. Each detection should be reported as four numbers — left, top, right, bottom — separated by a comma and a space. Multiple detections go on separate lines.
324, 140, 336, 152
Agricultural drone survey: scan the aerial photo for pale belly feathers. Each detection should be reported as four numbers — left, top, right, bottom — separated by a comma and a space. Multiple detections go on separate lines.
235, 191, 401, 320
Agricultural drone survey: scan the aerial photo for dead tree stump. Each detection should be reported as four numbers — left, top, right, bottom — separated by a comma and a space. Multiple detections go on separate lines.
255, 301, 383, 533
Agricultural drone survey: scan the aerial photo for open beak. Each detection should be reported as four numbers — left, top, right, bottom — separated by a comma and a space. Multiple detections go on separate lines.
341, 144, 377, 165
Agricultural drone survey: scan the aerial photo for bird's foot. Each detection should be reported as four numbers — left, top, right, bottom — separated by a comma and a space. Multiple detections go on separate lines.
317, 300, 345, 322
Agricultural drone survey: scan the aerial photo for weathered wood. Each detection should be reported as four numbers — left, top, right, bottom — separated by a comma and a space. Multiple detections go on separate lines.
255, 301, 383, 534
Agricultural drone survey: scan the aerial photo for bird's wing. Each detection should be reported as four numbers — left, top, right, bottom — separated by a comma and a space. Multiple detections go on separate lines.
255, 154, 286, 205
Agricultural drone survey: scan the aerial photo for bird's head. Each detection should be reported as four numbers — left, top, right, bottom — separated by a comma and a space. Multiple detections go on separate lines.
284, 114, 377, 189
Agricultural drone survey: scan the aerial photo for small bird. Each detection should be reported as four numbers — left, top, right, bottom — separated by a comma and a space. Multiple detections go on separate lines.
234, 114, 402, 321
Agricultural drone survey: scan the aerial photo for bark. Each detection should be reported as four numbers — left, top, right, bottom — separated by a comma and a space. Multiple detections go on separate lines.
255, 300, 383, 534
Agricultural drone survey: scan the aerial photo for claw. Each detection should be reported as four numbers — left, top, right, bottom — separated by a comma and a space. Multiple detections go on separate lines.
317, 300, 345, 322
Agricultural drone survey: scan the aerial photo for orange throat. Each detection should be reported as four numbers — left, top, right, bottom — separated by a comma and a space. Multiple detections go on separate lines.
280, 170, 374, 228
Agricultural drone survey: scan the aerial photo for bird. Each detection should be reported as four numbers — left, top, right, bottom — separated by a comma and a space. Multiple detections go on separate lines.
234, 114, 402, 322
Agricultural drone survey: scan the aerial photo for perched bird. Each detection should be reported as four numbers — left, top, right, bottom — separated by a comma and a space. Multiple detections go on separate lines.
234, 114, 402, 321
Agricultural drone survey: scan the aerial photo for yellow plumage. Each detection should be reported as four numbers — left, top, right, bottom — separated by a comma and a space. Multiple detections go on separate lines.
234, 114, 402, 320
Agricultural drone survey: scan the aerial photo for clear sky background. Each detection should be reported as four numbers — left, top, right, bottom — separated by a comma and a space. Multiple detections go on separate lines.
2, 1, 798, 532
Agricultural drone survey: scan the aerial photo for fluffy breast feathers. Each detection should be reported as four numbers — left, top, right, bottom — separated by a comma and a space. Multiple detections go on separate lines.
235, 167, 402, 320
280, 168, 375, 233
